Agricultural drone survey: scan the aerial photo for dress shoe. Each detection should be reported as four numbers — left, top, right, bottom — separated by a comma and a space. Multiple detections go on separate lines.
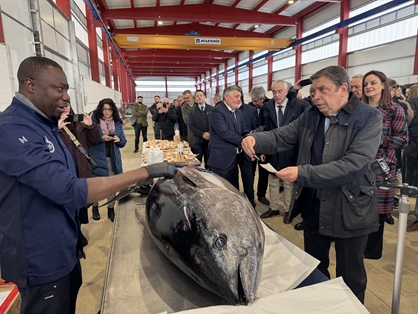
108, 207, 115, 222
407, 220, 418, 232
260, 208, 280, 219
258, 196, 270, 205
92, 206, 100, 221
80, 231, 88, 247
133, 149, 139, 153
294, 221, 304, 231
385, 213, 394, 225
283, 212, 293, 224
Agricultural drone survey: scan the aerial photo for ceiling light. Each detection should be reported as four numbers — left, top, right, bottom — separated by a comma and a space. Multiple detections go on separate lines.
157, 21, 163, 25
254, 24, 259, 28
288, 0, 294, 4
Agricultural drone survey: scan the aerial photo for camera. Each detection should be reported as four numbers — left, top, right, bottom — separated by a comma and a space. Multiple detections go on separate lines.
299, 78, 312, 87
162, 103, 167, 108
65, 114, 84, 123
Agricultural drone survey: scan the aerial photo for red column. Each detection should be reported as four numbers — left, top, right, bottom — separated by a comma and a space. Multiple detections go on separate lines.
294, 18, 303, 82
102, 29, 111, 87
56, 0, 71, 20
119, 63, 126, 103
111, 48, 119, 91
267, 56, 273, 92
224, 61, 228, 88
248, 51, 254, 92
210, 69, 213, 91
235, 56, 239, 85
338, 0, 349, 68
216, 67, 219, 93
0, 8, 4, 43
85, 2, 100, 83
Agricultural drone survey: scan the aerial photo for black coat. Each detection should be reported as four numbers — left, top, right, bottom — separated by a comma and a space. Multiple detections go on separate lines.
239, 103, 258, 135
152, 106, 178, 139
188, 104, 213, 146
259, 97, 308, 170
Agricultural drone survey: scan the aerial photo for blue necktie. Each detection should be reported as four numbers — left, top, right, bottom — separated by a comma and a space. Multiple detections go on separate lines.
277, 105, 284, 127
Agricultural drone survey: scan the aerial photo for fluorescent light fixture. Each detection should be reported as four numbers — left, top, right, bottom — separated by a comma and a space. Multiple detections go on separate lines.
254, 24, 259, 28
157, 21, 163, 25
288, 0, 294, 4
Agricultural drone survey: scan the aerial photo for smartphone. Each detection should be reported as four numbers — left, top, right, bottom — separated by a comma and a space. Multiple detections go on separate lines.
65, 114, 84, 123
299, 78, 312, 87
108, 133, 116, 137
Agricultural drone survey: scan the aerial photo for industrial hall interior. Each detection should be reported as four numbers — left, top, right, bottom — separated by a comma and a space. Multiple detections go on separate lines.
2, 0, 418, 313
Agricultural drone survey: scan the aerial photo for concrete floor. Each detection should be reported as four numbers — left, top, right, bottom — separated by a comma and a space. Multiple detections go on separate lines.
76, 125, 418, 314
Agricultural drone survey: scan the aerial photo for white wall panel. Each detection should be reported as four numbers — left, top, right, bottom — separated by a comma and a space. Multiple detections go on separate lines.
302, 57, 338, 78
347, 38, 415, 68
273, 56, 295, 72
303, 3, 339, 32
0, 44, 18, 111
42, 21, 58, 51
275, 26, 296, 39
54, 7, 69, 38
2, 15, 34, 61
0, 0, 31, 27
273, 68, 294, 84
56, 32, 71, 57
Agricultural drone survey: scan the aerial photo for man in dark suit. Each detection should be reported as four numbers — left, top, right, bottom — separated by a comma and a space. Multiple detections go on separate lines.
207, 85, 244, 188
258, 80, 308, 223
249, 86, 270, 205
237, 90, 258, 207
188, 90, 212, 168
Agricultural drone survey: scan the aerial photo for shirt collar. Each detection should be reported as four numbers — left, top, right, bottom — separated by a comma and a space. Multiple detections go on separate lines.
15, 92, 49, 120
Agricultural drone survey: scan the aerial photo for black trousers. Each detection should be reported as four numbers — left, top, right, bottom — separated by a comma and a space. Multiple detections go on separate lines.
237, 153, 255, 207
304, 198, 368, 303
211, 161, 238, 189
19, 261, 82, 314
134, 124, 148, 150
193, 141, 209, 169
364, 213, 385, 260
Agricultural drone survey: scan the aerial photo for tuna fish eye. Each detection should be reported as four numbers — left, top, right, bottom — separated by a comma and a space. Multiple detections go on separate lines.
215, 235, 227, 249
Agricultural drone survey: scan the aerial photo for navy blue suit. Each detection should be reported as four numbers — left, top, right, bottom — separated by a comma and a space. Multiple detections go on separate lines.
238, 104, 258, 206
259, 97, 309, 170
208, 102, 243, 188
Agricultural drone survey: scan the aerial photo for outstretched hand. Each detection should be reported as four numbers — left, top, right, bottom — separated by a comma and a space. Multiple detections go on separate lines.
145, 161, 200, 179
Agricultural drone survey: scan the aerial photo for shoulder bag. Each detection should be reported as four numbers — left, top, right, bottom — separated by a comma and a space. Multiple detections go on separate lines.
63, 126, 100, 170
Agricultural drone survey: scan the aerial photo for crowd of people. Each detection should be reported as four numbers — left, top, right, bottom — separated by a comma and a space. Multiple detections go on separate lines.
2, 56, 418, 313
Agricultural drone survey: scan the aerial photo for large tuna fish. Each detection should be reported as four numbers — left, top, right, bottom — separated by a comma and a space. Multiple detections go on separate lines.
145, 166, 265, 305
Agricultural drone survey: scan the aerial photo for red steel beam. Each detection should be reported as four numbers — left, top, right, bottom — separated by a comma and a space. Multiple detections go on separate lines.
296, 3, 329, 19
86, 1, 100, 83
102, 28, 111, 87
127, 58, 225, 65
102, 4, 296, 26
56, 0, 71, 20
123, 49, 236, 59
95, 0, 116, 31
130, 65, 213, 70
337, 0, 349, 68
294, 18, 303, 82
112, 23, 271, 38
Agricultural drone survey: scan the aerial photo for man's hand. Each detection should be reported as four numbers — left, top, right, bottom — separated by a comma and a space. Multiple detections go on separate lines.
241, 136, 256, 160
145, 162, 178, 179
276, 166, 298, 182
203, 132, 210, 140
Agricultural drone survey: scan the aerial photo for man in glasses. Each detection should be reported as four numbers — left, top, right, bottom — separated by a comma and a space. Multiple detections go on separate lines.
152, 98, 178, 140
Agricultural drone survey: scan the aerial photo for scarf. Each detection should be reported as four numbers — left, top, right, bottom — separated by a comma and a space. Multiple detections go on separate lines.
100, 117, 115, 135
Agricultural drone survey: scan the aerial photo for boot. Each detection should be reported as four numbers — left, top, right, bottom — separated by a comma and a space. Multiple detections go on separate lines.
108, 207, 115, 222
92, 205, 100, 220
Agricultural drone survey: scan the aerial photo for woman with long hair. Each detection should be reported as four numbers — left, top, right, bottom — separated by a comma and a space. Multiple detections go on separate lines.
89, 98, 127, 222
362, 70, 408, 259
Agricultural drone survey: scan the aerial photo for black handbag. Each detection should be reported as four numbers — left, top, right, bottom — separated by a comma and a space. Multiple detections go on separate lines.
63, 126, 99, 171
129, 116, 137, 126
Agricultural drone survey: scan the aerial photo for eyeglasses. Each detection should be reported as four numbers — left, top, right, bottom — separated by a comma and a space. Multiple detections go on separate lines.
103, 108, 113, 112
163, 102, 170, 105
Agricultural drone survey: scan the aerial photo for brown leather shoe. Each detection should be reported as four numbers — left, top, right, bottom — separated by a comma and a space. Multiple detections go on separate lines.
283, 212, 293, 224
258, 196, 270, 205
260, 208, 280, 218
407, 220, 418, 232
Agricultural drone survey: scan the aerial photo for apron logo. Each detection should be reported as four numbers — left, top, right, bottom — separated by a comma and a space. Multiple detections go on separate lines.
44, 136, 55, 153
18, 136, 28, 144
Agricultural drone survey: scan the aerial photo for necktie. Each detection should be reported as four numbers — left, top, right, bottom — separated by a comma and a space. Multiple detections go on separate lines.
231, 111, 237, 126
277, 105, 284, 127
200, 106, 204, 112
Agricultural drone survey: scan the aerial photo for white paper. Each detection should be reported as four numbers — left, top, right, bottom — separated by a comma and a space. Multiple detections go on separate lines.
260, 163, 277, 173
174, 278, 369, 314
0, 290, 12, 307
